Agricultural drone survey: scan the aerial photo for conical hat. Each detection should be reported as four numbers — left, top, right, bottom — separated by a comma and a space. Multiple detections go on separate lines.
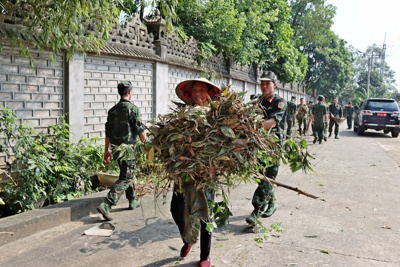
175, 78, 221, 105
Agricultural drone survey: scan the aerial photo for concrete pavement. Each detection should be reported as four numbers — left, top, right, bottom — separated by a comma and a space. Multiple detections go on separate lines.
0, 127, 400, 267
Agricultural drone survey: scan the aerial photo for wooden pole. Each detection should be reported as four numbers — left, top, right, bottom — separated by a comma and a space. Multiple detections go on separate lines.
253, 172, 320, 200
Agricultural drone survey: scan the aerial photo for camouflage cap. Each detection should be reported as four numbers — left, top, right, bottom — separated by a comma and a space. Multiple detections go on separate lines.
333, 97, 338, 101
117, 81, 133, 94
317, 95, 325, 101
259, 71, 277, 83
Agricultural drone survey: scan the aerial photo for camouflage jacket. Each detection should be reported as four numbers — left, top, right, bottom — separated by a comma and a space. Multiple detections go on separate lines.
312, 103, 328, 123
259, 94, 287, 140
286, 101, 297, 119
329, 104, 343, 118
296, 104, 309, 119
105, 99, 145, 146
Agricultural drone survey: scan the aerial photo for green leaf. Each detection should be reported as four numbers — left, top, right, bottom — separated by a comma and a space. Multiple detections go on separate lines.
0, 197, 5, 205
220, 125, 235, 139
320, 250, 329, 254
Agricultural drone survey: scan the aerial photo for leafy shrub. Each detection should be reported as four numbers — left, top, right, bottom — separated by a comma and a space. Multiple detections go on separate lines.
0, 107, 110, 215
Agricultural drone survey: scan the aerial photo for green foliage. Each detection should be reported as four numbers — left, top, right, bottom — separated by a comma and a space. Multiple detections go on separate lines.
176, 0, 307, 83
176, 0, 246, 58
352, 44, 397, 100
289, 0, 356, 94
0, 107, 105, 215
303, 35, 355, 100
0, 0, 122, 62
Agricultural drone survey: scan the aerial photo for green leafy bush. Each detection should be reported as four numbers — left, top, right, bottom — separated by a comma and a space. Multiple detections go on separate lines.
0, 107, 108, 215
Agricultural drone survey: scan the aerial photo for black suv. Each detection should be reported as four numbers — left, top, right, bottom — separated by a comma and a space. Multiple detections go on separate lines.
354, 98, 400, 137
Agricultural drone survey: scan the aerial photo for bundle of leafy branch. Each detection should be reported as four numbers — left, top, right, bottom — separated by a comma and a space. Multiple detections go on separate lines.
147, 87, 285, 190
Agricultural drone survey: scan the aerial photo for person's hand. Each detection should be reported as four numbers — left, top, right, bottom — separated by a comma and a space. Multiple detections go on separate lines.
104, 150, 111, 164
311, 120, 314, 125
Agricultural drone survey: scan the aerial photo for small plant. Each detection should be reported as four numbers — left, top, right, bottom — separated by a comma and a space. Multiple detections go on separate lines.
0, 107, 107, 216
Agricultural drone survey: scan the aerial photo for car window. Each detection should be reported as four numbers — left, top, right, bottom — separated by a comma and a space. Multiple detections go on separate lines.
365, 100, 399, 111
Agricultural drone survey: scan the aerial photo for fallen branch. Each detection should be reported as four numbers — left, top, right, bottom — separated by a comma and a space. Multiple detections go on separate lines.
253, 172, 319, 199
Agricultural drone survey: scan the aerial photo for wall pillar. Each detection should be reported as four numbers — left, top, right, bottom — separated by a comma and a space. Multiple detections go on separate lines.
65, 54, 85, 143
153, 62, 169, 118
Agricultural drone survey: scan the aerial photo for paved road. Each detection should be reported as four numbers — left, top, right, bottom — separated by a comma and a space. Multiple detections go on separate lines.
1, 127, 400, 267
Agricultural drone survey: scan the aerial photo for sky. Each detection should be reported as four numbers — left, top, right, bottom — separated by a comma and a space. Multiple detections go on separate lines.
328, 0, 400, 91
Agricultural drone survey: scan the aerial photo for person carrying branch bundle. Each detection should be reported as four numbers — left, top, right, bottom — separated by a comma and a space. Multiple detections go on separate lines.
245, 71, 287, 226
172, 78, 220, 267
97, 81, 147, 221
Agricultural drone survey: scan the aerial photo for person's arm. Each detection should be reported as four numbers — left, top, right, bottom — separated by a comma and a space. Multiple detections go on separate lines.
104, 137, 111, 163
311, 114, 315, 124
262, 117, 277, 130
139, 131, 147, 142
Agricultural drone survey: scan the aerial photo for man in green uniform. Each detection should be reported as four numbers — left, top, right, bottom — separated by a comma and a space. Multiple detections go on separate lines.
296, 97, 309, 136
311, 95, 329, 144
285, 96, 297, 138
246, 71, 287, 226
97, 81, 147, 221
328, 98, 343, 139
344, 102, 355, 129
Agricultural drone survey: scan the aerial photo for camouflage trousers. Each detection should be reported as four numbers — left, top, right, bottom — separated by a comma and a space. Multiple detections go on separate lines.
313, 121, 326, 141
252, 162, 279, 213
297, 116, 308, 134
286, 116, 294, 136
347, 116, 353, 129
106, 160, 136, 206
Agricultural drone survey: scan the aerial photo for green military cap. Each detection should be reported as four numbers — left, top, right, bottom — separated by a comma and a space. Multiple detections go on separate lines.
117, 81, 133, 94
333, 97, 338, 101
348, 101, 352, 104
309, 100, 313, 104
259, 71, 277, 83
317, 95, 325, 101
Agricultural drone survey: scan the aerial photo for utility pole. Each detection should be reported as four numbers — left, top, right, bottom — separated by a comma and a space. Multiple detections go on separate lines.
365, 52, 381, 99
367, 54, 372, 99
381, 33, 387, 75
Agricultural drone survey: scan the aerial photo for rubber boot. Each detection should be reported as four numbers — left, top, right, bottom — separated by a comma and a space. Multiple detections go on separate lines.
262, 202, 277, 218
128, 199, 140, 210
97, 200, 112, 221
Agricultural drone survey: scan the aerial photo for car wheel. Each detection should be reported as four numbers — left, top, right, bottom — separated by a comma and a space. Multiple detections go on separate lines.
357, 124, 365, 135
392, 129, 399, 138
353, 123, 357, 132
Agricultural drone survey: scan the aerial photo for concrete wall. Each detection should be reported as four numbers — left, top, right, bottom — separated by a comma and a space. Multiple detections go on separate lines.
0, 47, 65, 164
82, 56, 153, 139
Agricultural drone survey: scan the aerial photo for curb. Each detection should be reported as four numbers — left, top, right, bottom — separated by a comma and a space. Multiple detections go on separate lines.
0, 190, 111, 247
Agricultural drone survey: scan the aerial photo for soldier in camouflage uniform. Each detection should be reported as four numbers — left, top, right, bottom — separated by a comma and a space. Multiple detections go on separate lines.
344, 102, 355, 129
311, 95, 329, 144
285, 96, 297, 138
296, 97, 309, 135
328, 98, 343, 139
246, 71, 287, 226
97, 81, 147, 221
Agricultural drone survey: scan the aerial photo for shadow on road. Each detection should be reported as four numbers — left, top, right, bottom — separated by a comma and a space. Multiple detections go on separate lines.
338, 129, 393, 139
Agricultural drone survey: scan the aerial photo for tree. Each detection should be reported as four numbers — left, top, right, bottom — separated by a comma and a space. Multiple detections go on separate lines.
0, 0, 122, 61
303, 35, 355, 100
0, 0, 179, 61
353, 44, 397, 100
176, 0, 307, 83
